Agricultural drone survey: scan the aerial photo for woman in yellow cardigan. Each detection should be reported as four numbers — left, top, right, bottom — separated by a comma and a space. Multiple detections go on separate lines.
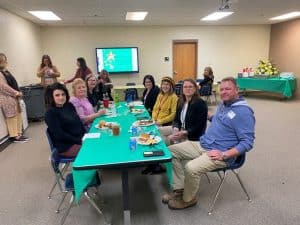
142, 76, 178, 175
152, 76, 178, 126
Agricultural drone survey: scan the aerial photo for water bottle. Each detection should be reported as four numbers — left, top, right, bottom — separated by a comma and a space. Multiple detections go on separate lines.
114, 91, 120, 106
131, 126, 138, 136
129, 137, 137, 151
111, 103, 117, 116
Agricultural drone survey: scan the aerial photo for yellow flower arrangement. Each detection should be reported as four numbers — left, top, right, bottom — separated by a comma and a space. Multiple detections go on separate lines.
255, 59, 279, 76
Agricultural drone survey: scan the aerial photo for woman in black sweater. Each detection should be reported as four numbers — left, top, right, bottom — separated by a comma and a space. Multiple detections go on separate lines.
45, 83, 85, 157
160, 78, 208, 145
142, 74, 160, 116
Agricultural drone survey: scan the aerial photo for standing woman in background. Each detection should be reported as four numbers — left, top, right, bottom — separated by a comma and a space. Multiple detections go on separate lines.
142, 74, 160, 116
0, 53, 29, 143
199, 66, 214, 94
64, 57, 92, 84
37, 55, 60, 86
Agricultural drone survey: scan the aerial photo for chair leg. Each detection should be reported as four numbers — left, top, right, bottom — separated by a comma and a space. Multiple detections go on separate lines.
84, 191, 111, 225
60, 194, 74, 225
232, 170, 251, 202
56, 191, 68, 213
48, 179, 57, 199
204, 173, 211, 184
208, 171, 228, 215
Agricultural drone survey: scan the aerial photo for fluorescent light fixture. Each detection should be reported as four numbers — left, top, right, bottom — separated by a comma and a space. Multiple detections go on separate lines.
270, 11, 300, 21
201, 11, 233, 21
28, 11, 61, 21
126, 12, 148, 21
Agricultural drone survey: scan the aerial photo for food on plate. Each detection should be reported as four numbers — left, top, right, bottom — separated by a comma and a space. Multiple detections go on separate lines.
99, 120, 106, 128
138, 133, 150, 142
138, 120, 153, 126
131, 108, 143, 113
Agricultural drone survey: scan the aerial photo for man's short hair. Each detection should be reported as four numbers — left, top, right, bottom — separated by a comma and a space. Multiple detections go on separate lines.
221, 77, 237, 87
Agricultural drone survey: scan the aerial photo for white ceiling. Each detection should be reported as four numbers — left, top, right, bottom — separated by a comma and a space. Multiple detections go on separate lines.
0, 0, 300, 26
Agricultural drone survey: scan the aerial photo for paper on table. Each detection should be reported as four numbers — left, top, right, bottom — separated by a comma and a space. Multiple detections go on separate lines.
82, 133, 101, 141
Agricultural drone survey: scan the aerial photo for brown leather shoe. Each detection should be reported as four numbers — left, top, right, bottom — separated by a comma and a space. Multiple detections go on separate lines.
168, 197, 197, 210
162, 189, 183, 204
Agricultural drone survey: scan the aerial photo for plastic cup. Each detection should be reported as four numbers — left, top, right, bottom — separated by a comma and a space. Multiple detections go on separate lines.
112, 124, 120, 136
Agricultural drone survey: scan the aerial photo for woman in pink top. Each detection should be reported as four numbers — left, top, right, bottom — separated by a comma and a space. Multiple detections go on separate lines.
69, 78, 105, 131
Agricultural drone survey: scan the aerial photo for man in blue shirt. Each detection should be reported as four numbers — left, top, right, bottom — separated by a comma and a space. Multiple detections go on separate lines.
163, 77, 255, 210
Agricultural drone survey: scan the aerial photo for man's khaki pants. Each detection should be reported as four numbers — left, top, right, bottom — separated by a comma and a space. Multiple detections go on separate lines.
169, 140, 227, 202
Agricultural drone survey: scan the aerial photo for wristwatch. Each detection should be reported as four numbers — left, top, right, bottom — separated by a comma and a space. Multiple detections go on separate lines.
221, 151, 228, 160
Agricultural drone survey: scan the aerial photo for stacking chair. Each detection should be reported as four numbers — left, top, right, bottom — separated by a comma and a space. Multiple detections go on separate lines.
199, 84, 217, 104
207, 154, 251, 215
124, 88, 139, 102
49, 150, 108, 225
46, 129, 75, 199
174, 83, 183, 96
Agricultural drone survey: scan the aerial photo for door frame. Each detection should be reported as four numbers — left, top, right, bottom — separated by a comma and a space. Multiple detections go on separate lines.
172, 39, 198, 81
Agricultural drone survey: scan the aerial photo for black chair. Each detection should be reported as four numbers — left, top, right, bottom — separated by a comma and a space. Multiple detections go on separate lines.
174, 83, 183, 96
126, 82, 136, 86
124, 88, 139, 102
207, 154, 251, 215
199, 84, 217, 104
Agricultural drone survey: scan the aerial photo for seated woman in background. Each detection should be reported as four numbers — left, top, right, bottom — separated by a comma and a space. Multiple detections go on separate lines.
45, 83, 85, 157
70, 78, 106, 131
98, 69, 113, 101
199, 66, 214, 95
37, 55, 60, 86
159, 79, 208, 146
85, 74, 102, 109
142, 74, 160, 116
152, 76, 178, 126
64, 57, 92, 84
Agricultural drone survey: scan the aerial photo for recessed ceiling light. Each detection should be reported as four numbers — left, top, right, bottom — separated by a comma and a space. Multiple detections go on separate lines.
201, 11, 234, 21
126, 12, 148, 21
28, 11, 61, 21
270, 11, 300, 21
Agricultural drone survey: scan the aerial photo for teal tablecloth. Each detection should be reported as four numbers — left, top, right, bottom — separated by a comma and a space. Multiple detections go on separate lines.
72, 102, 172, 202
236, 77, 297, 98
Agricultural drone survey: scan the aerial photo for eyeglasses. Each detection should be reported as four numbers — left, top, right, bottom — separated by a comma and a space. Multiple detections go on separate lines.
183, 86, 194, 89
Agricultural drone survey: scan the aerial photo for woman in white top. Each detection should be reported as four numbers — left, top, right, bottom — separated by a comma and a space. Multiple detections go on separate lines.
37, 55, 60, 86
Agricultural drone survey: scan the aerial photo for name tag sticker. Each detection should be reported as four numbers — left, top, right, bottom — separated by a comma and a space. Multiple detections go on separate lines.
227, 110, 236, 119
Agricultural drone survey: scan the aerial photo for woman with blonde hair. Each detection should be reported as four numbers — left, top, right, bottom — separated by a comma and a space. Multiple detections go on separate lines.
152, 76, 178, 126
69, 78, 105, 130
0, 53, 29, 142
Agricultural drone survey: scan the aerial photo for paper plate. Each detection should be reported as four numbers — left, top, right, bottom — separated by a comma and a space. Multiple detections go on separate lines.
137, 135, 161, 145
133, 120, 154, 127
130, 109, 144, 114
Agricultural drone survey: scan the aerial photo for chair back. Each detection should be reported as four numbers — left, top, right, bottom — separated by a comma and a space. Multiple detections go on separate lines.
45, 129, 61, 174
174, 83, 183, 96
126, 82, 136, 86
124, 88, 138, 101
230, 154, 246, 170
199, 84, 212, 96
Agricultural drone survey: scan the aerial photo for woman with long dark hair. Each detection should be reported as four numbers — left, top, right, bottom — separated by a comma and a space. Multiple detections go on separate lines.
45, 82, 85, 157
64, 57, 92, 84
142, 74, 160, 116
37, 55, 60, 86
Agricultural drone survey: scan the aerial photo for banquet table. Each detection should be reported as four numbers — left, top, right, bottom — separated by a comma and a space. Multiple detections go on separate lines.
72, 102, 172, 225
236, 77, 297, 98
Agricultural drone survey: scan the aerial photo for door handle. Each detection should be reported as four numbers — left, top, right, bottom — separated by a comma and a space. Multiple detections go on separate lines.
173, 71, 177, 75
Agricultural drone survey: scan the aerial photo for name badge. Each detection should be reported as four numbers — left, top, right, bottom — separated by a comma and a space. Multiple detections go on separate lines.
227, 110, 236, 119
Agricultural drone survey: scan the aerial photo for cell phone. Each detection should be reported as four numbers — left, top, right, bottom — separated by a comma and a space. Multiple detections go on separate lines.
143, 150, 165, 157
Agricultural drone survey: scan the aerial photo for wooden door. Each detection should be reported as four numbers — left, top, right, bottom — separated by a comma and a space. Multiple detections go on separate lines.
173, 41, 197, 82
